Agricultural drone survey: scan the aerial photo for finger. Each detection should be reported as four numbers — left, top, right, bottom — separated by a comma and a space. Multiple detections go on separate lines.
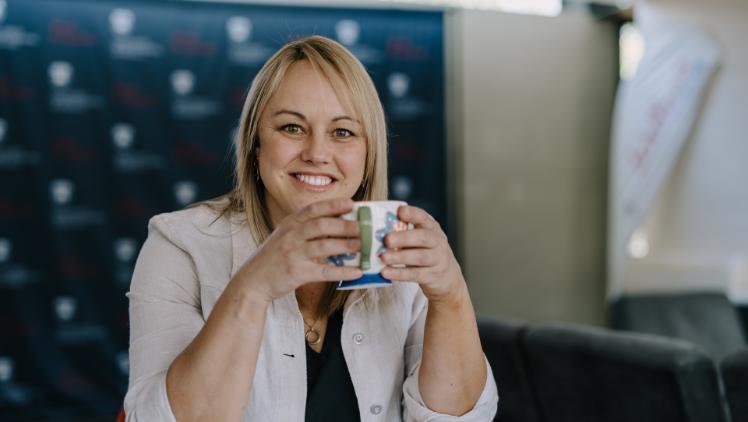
397, 205, 440, 230
381, 266, 424, 282
295, 198, 354, 223
301, 217, 359, 240
318, 263, 363, 282
380, 249, 437, 267
305, 238, 360, 258
385, 228, 440, 249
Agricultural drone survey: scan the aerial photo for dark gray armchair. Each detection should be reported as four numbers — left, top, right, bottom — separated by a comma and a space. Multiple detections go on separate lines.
522, 323, 729, 422
610, 292, 746, 360
478, 319, 539, 422
722, 348, 748, 422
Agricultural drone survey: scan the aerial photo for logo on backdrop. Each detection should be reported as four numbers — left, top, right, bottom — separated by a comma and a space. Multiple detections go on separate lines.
114, 238, 136, 263
48, 61, 73, 88
170, 70, 221, 119
174, 181, 198, 206
53, 295, 108, 343
226, 16, 270, 66
391, 175, 413, 200
0, 0, 40, 50
49, 179, 106, 228
388, 72, 409, 98
50, 179, 74, 205
0, 1, 6, 24
226, 16, 251, 44
335, 20, 360, 47
0, 237, 10, 262
48, 17, 95, 46
111, 123, 164, 172
0, 237, 39, 288
0, 355, 32, 405
0, 74, 34, 101
0, 119, 40, 169
387, 72, 426, 119
334, 19, 381, 64
116, 351, 129, 376
170, 69, 194, 96
109, 8, 163, 60
111, 123, 134, 150
109, 8, 135, 36
113, 238, 137, 286
54, 296, 77, 321
386, 35, 428, 60
47, 61, 102, 112
0, 356, 13, 383
170, 29, 216, 55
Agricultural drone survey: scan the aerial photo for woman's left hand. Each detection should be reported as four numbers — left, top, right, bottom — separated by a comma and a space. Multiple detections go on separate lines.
380, 205, 466, 305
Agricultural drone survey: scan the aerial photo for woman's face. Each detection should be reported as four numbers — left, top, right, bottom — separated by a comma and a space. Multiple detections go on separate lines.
257, 61, 367, 225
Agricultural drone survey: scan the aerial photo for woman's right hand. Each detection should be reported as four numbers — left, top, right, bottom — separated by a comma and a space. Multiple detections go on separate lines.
237, 198, 363, 304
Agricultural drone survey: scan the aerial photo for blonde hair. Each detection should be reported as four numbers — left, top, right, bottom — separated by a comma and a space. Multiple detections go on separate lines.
206, 35, 388, 317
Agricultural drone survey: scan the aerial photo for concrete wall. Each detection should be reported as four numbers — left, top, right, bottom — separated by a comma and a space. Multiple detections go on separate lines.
447, 10, 619, 325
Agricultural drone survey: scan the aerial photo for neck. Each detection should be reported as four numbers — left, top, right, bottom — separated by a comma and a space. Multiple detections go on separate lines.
296, 282, 327, 317
263, 192, 287, 230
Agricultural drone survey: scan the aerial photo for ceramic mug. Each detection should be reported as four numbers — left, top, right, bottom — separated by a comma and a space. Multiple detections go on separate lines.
328, 200, 409, 290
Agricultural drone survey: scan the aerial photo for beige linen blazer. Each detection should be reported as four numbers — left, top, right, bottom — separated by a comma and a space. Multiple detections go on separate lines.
124, 204, 498, 421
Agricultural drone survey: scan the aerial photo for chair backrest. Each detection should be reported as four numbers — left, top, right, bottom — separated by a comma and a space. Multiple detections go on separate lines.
722, 348, 748, 422
609, 292, 746, 360
522, 323, 729, 422
738, 306, 748, 341
478, 319, 540, 422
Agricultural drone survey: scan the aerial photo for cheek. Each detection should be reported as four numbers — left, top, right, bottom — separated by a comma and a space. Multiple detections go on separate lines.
337, 143, 367, 182
260, 136, 300, 170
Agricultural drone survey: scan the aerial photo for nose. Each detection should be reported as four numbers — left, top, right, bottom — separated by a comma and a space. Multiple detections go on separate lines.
300, 130, 332, 164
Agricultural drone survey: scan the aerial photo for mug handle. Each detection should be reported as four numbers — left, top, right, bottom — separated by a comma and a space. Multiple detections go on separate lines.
357, 206, 372, 271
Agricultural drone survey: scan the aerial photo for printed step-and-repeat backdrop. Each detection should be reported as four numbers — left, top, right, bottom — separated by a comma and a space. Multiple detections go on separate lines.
0, 0, 445, 418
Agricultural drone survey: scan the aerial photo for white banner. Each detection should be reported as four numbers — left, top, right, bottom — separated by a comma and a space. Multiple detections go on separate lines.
607, 27, 721, 298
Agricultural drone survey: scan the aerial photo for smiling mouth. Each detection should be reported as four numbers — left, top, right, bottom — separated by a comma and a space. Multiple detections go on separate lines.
293, 173, 336, 187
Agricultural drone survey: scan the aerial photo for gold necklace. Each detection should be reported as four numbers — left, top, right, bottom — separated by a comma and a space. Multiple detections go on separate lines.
303, 316, 321, 346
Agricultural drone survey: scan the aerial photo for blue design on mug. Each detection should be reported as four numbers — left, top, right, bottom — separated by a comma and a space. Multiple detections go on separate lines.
327, 252, 356, 267
375, 211, 407, 254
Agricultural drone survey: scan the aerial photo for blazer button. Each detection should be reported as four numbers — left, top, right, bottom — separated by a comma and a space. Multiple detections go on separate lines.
370, 404, 382, 415
353, 333, 365, 344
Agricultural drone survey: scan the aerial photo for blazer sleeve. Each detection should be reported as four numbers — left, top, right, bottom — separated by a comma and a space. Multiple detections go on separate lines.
401, 288, 499, 422
123, 214, 205, 421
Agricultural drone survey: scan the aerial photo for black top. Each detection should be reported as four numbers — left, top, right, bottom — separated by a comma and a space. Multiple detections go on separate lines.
305, 308, 361, 422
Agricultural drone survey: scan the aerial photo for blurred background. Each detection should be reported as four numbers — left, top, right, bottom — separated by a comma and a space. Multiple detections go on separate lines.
0, 0, 746, 421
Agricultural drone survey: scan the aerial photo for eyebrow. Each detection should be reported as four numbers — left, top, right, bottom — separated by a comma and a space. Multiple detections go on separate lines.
273, 109, 360, 124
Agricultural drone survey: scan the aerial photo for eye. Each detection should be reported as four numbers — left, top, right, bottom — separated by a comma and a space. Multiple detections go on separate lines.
281, 124, 304, 135
333, 128, 354, 138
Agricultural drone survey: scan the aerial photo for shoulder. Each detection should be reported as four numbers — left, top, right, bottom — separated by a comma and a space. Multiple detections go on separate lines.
147, 199, 236, 251
143, 199, 245, 286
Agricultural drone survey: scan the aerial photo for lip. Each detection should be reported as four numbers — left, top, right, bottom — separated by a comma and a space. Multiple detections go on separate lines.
290, 172, 338, 192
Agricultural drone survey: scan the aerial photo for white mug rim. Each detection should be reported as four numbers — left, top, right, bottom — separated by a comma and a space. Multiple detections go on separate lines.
350, 200, 407, 207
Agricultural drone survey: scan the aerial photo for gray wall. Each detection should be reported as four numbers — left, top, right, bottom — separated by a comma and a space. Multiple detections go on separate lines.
447, 10, 619, 325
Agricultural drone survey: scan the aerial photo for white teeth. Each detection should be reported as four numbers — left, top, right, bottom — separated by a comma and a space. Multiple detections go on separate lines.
295, 174, 333, 186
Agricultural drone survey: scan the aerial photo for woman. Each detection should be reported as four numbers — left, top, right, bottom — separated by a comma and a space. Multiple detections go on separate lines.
124, 35, 497, 421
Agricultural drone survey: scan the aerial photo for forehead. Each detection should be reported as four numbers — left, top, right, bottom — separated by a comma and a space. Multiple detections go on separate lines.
269, 60, 357, 118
